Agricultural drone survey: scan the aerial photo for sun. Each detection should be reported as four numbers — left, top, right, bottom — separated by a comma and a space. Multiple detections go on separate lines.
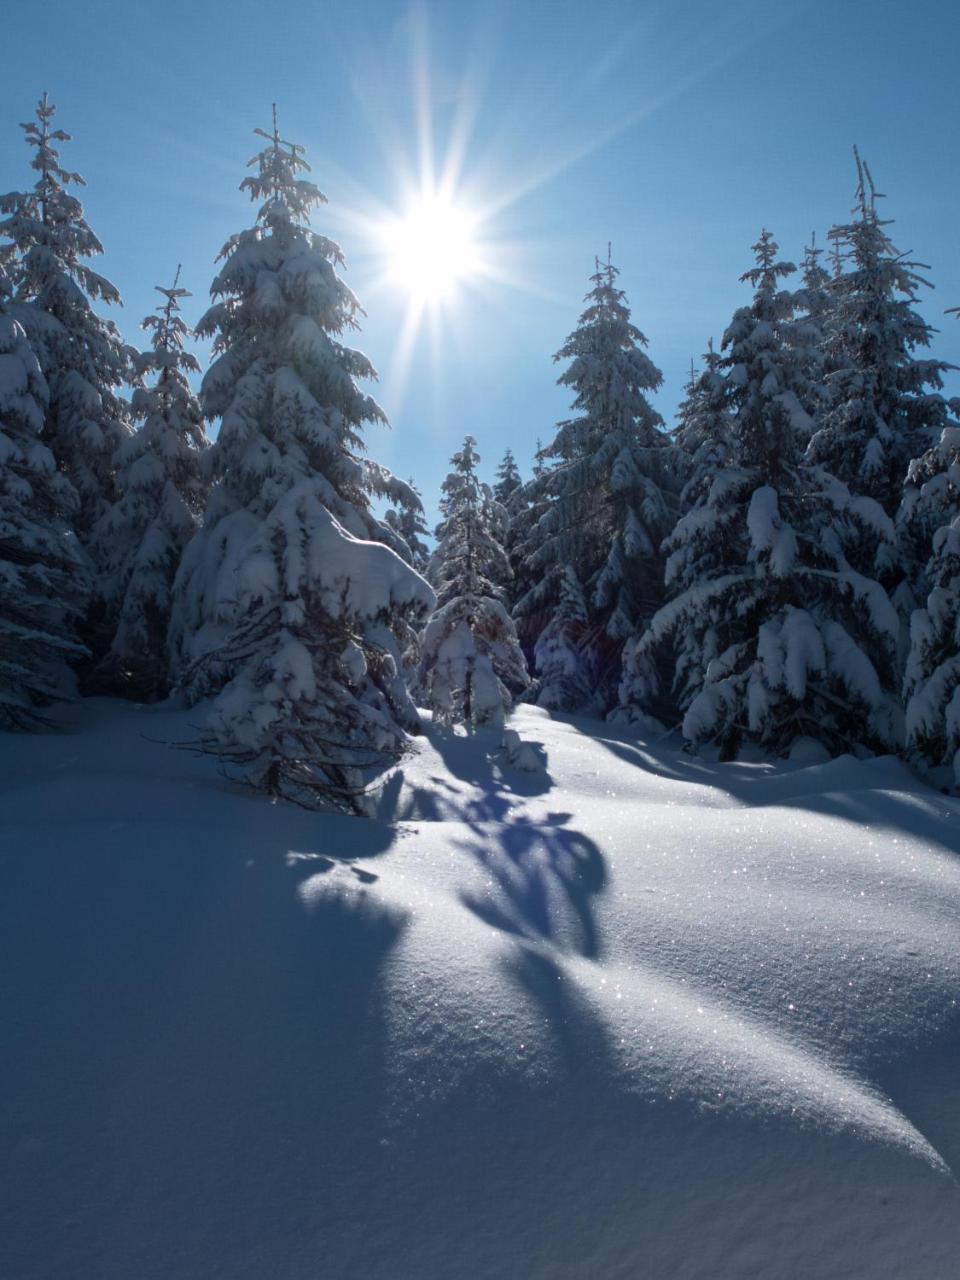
381, 191, 481, 304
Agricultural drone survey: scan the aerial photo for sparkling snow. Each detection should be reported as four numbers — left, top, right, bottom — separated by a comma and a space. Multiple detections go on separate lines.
2, 700, 960, 1278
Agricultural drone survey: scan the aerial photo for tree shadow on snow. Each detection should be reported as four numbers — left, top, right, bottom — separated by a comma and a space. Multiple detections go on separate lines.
423, 721, 554, 818
375, 721, 607, 959
456, 816, 607, 959
0, 816, 411, 1280
374, 721, 553, 824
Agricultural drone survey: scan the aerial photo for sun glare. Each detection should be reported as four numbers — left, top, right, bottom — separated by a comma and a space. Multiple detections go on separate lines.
381, 192, 481, 304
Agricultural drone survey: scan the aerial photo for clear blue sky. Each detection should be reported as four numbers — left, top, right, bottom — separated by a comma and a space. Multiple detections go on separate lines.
2, 0, 958, 525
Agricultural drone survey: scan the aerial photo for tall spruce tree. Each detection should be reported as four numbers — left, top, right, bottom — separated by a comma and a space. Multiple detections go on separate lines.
169, 110, 433, 809
516, 249, 675, 712
807, 150, 952, 521
638, 231, 902, 758
0, 261, 89, 727
91, 269, 209, 698
615, 346, 733, 728
417, 436, 528, 726
0, 94, 133, 543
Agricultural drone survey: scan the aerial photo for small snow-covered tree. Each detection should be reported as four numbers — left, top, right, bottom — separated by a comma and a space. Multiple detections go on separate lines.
533, 564, 599, 713
0, 262, 89, 727
493, 447, 522, 507
417, 436, 528, 726
490, 446, 528, 611
902, 424, 960, 782
384, 477, 430, 574
382, 477, 431, 682
0, 94, 133, 542
169, 110, 433, 808
796, 234, 833, 339
807, 151, 953, 520
637, 231, 902, 758
90, 269, 209, 699
788, 233, 834, 431
517, 250, 676, 712
672, 340, 730, 510
510, 440, 549, 661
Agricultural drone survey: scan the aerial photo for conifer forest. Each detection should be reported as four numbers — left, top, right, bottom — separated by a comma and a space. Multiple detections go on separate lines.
4, 16, 960, 1274
3, 96, 959, 803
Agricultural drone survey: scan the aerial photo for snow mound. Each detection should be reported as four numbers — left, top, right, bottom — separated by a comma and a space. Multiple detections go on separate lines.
500, 726, 547, 772
2, 699, 960, 1279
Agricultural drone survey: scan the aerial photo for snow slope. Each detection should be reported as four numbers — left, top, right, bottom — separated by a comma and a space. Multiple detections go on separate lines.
3, 700, 960, 1279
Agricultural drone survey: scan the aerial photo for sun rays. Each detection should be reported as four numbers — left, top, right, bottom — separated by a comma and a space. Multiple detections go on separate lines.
312, 0, 788, 423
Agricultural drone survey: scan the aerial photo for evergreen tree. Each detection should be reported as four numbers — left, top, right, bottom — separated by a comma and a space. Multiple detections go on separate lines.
382, 477, 431, 682
90, 269, 209, 698
510, 440, 549, 662
672, 339, 730, 510
638, 231, 902, 758
169, 110, 433, 808
807, 150, 953, 520
0, 261, 89, 727
490, 446, 527, 611
0, 93, 133, 543
493, 447, 522, 507
615, 350, 731, 728
674, 358, 700, 453
517, 250, 675, 712
417, 436, 528, 725
789, 233, 834, 430
384, 477, 430, 574
533, 564, 599, 713
902, 424, 960, 782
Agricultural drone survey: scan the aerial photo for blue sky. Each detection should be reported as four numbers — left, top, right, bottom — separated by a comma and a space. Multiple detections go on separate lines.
2, 0, 958, 523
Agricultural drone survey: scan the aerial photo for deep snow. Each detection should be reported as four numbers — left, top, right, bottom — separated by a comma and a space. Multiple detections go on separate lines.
3, 699, 960, 1279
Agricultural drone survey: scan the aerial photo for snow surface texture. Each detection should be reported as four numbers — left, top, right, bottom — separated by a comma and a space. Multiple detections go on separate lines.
3, 700, 960, 1279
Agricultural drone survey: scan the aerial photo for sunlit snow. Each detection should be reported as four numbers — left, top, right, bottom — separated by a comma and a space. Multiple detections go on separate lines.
2, 699, 960, 1278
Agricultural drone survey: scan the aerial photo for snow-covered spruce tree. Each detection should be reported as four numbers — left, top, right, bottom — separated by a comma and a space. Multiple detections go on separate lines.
788, 234, 834, 432
807, 150, 953, 523
797, 234, 833, 339
0, 260, 89, 727
169, 111, 433, 809
534, 564, 598, 712
672, 339, 730, 510
381, 477, 431, 682
901, 422, 960, 782
516, 250, 676, 714
89, 269, 209, 699
0, 94, 133, 544
635, 230, 902, 759
615, 344, 733, 730
493, 447, 522, 507
383, 477, 430, 574
490, 446, 528, 612
509, 440, 550, 664
417, 436, 529, 726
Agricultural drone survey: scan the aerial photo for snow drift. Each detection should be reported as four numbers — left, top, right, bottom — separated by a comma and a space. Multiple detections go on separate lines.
2, 700, 960, 1279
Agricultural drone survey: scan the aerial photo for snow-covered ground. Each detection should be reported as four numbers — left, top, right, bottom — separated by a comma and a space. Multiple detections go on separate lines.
3, 700, 960, 1279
